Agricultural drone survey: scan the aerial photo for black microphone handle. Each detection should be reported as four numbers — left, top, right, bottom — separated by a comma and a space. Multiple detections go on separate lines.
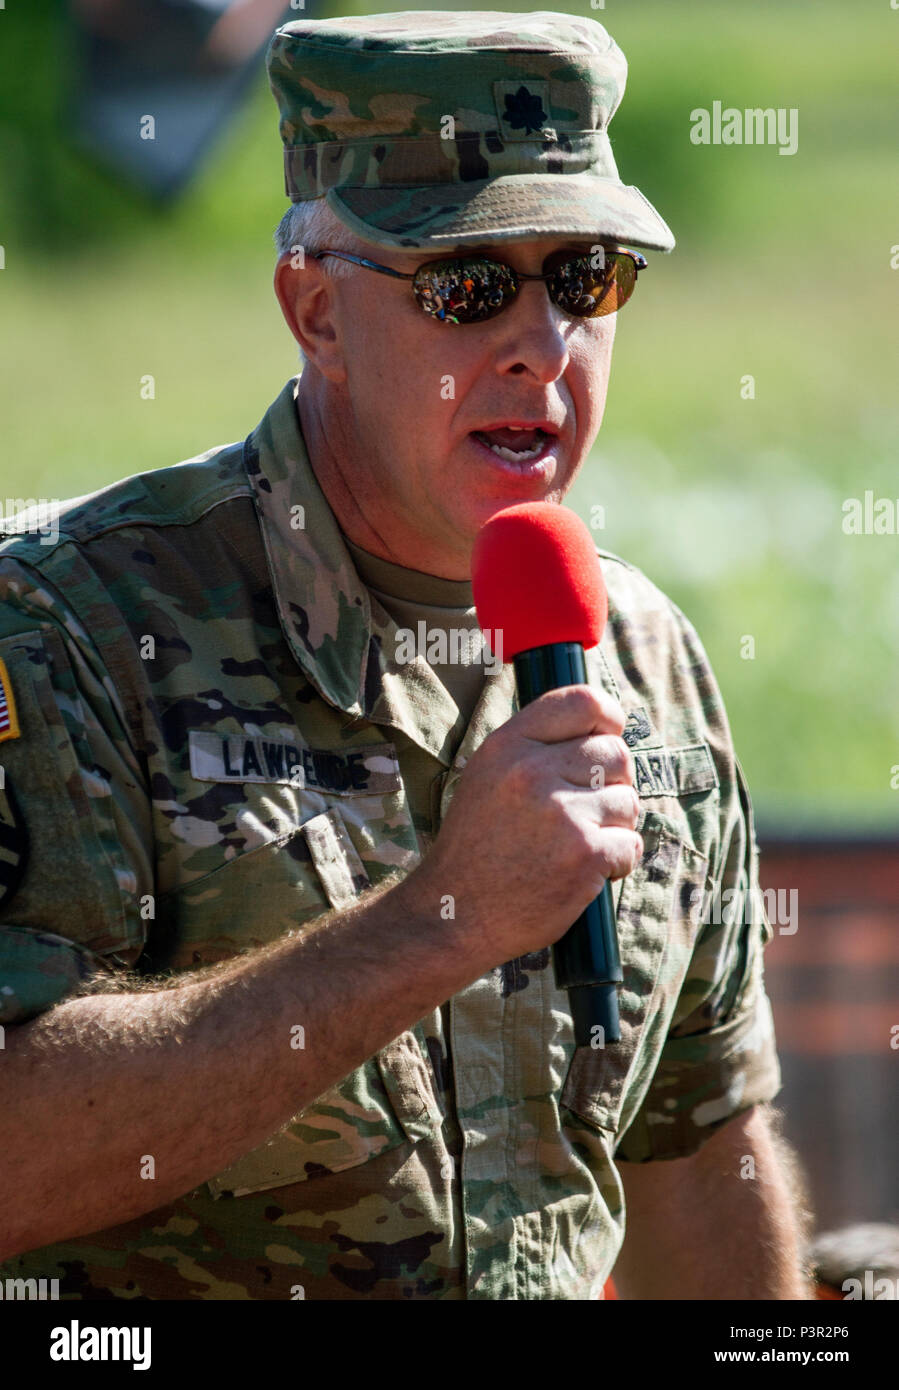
513, 642, 623, 1046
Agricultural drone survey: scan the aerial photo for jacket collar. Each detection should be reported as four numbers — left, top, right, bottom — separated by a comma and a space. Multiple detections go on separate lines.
243, 377, 517, 768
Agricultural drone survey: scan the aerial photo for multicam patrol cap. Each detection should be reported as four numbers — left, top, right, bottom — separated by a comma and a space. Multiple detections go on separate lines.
266, 9, 675, 252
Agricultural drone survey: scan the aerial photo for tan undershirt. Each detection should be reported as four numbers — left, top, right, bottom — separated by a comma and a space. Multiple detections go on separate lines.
344, 535, 490, 831
344, 536, 487, 736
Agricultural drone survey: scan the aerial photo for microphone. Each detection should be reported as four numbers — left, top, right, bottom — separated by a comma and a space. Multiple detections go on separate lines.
471, 502, 623, 1047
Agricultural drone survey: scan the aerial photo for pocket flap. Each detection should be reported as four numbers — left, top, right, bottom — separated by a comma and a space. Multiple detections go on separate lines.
301, 808, 371, 909
377, 1032, 443, 1142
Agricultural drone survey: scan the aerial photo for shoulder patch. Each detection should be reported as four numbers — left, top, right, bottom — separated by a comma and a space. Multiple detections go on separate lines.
0, 776, 29, 908
0, 656, 21, 742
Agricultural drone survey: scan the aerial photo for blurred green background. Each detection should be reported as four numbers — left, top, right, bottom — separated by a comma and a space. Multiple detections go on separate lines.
1, 0, 897, 829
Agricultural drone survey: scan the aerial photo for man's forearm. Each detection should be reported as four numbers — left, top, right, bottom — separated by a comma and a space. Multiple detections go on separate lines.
1, 870, 472, 1260
612, 1105, 814, 1299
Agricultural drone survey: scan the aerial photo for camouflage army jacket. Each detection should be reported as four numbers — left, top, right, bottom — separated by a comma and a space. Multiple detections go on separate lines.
0, 377, 781, 1299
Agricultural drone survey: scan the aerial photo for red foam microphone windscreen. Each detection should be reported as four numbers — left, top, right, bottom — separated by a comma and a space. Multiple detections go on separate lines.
471, 503, 607, 660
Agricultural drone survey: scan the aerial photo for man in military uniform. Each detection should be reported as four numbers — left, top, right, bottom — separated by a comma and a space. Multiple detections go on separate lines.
0, 12, 810, 1299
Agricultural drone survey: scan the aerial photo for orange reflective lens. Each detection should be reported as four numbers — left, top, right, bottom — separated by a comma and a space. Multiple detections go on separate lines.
411, 250, 643, 324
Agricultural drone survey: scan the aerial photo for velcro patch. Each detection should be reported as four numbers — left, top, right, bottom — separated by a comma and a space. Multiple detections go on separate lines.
188, 731, 401, 795
632, 743, 718, 798
0, 776, 29, 908
0, 656, 21, 743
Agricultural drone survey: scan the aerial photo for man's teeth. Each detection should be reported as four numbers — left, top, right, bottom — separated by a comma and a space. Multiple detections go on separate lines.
488, 441, 544, 461
472, 427, 552, 461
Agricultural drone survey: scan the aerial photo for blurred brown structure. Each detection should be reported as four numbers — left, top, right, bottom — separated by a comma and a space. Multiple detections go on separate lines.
759, 834, 899, 1231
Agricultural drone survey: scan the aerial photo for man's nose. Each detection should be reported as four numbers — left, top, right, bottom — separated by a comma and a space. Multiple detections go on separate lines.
491, 282, 571, 381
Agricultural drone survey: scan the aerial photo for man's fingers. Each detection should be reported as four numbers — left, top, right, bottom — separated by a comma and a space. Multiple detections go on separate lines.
557, 783, 640, 836
512, 684, 626, 745
556, 733, 633, 789
585, 826, 645, 882
588, 782, 641, 829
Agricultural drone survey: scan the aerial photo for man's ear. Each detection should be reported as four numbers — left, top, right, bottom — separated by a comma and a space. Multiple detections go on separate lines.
274, 253, 346, 383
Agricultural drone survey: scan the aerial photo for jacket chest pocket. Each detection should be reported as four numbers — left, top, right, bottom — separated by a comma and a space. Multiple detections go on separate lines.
149, 776, 420, 971
561, 812, 712, 1138
151, 787, 440, 1199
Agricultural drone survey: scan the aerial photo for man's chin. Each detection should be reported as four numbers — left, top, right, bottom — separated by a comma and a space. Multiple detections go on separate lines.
456, 484, 568, 566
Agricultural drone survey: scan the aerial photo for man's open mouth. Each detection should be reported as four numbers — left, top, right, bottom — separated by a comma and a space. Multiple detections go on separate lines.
470, 426, 553, 462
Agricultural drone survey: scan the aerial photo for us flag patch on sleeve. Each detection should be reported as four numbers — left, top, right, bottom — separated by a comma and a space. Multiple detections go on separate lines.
0, 656, 21, 742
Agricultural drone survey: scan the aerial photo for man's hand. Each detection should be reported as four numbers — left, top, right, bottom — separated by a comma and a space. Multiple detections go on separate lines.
409, 685, 643, 968
611, 1104, 814, 1299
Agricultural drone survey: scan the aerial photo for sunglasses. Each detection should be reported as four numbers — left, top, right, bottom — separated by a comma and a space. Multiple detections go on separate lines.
310, 246, 647, 325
